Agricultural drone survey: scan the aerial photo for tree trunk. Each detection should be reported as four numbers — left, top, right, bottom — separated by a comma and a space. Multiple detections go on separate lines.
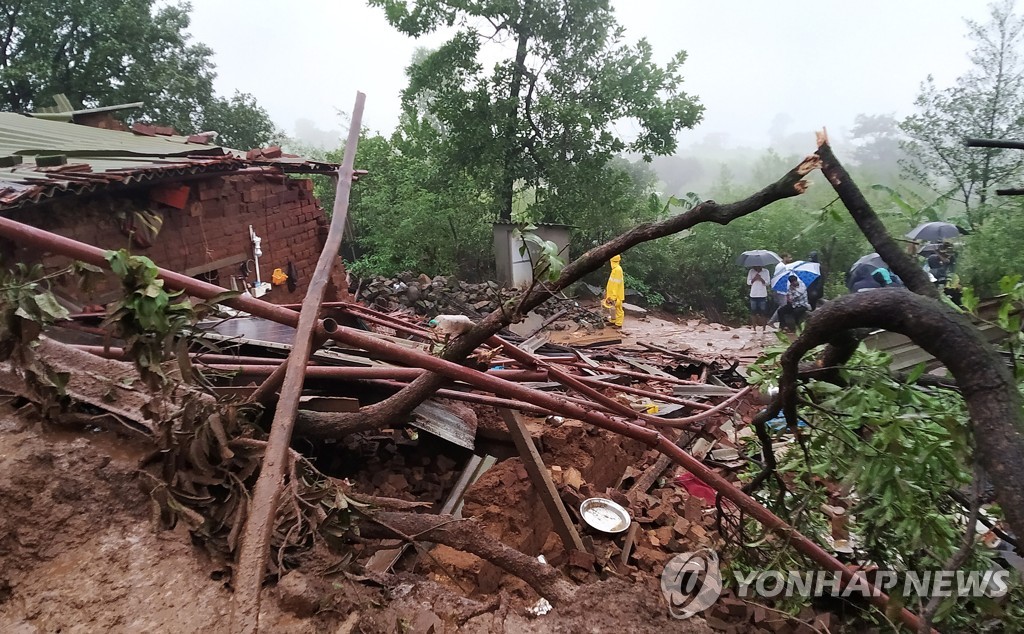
497, 0, 533, 222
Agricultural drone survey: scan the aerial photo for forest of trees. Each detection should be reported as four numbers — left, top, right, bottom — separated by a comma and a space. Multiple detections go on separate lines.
328, 0, 1024, 320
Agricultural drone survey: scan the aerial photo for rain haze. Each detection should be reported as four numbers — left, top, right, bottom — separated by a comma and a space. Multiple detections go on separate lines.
185, 0, 990, 151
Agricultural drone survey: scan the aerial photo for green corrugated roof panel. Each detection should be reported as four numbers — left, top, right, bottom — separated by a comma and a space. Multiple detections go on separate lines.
0, 112, 334, 211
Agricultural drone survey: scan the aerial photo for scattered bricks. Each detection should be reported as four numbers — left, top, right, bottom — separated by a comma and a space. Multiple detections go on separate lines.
687, 524, 708, 541
666, 538, 687, 553
654, 526, 674, 545
672, 517, 691, 536
513, 461, 529, 481
606, 489, 630, 509
261, 146, 283, 159
550, 465, 563, 484
568, 549, 596, 571
649, 506, 671, 526
684, 494, 703, 522
562, 467, 584, 490
386, 473, 409, 490
704, 615, 737, 632
435, 454, 457, 473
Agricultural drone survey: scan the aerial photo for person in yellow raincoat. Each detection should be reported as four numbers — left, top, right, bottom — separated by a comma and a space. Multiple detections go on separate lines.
603, 254, 625, 328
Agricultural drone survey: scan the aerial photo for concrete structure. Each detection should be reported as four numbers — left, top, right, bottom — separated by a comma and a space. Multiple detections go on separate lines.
492, 222, 571, 289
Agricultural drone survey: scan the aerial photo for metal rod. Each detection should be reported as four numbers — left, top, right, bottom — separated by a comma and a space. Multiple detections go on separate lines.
200, 364, 547, 382
232, 91, 365, 634
362, 379, 554, 416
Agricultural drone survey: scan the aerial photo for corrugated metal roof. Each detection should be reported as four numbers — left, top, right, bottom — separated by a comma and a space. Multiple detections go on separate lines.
0, 112, 335, 211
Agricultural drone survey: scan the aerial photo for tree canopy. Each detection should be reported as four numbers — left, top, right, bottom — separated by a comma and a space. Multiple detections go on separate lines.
901, 0, 1024, 227
369, 0, 704, 222
0, 0, 279, 150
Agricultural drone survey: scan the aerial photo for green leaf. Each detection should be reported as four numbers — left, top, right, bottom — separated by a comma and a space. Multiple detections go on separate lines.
32, 293, 70, 321
905, 362, 926, 385
961, 287, 979, 314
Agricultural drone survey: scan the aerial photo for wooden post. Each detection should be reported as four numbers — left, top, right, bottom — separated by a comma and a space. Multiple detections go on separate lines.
231, 92, 365, 634
498, 409, 586, 553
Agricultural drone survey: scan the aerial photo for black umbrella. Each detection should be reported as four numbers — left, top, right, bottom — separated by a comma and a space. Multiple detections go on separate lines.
852, 253, 887, 270
736, 250, 782, 268
906, 221, 962, 241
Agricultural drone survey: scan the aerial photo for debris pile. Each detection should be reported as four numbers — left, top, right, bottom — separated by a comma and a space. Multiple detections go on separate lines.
355, 272, 605, 325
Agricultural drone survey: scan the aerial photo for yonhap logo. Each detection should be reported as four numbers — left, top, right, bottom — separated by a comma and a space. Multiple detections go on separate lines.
661, 549, 723, 619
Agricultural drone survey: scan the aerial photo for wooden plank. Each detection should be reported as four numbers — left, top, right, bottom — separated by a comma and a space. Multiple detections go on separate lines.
498, 409, 586, 553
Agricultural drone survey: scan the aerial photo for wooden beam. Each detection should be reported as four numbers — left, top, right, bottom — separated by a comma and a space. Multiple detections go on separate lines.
498, 409, 586, 553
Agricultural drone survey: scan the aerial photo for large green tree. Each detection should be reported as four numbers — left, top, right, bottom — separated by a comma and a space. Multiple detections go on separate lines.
369, 0, 704, 222
900, 0, 1024, 227
0, 0, 278, 149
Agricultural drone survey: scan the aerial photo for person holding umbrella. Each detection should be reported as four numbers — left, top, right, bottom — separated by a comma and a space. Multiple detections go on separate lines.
736, 250, 782, 338
778, 274, 810, 331
747, 265, 770, 336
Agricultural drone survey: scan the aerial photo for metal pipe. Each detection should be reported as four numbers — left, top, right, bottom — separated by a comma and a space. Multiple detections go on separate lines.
575, 375, 713, 411
363, 379, 553, 416
201, 364, 547, 382
0, 215, 928, 631
652, 436, 927, 631
70, 344, 288, 366
554, 360, 709, 388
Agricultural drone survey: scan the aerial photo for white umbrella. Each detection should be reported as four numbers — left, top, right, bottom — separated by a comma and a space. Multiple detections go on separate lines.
736, 250, 782, 268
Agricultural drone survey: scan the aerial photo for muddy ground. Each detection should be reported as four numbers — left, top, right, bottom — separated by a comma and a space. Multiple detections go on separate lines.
0, 401, 717, 633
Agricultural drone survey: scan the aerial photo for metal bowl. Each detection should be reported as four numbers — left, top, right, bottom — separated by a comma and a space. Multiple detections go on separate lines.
579, 497, 631, 534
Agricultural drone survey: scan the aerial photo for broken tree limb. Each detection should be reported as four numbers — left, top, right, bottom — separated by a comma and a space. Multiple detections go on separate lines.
358, 511, 577, 606
323, 154, 821, 433
779, 289, 1024, 542
815, 133, 938, 298
232, 91, 365, 634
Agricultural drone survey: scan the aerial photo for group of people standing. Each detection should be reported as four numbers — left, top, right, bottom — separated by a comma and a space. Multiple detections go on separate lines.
747, 252, 824, 336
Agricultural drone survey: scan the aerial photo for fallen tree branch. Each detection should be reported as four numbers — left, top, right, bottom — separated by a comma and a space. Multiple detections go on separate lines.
779, 290, 1024, 540
357, 511, 577, 605
815, 133, 938, 298
325, 154, 820, 430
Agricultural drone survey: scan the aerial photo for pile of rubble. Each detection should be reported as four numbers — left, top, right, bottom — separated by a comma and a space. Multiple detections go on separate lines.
355, 272, 605, 325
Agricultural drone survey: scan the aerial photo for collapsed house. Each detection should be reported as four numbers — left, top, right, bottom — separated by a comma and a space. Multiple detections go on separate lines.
0, 111, 348, 308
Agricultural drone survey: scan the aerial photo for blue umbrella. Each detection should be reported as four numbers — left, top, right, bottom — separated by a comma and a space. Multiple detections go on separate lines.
771, 261, 821, 293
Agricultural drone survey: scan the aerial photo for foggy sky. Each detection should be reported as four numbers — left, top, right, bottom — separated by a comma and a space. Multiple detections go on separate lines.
185, 0, 992, 150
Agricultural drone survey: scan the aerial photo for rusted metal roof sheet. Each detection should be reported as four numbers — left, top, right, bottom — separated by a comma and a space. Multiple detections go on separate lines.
0, 112, 335, 211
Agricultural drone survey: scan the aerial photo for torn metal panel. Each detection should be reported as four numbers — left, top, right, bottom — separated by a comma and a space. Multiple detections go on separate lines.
410, 399, 477, 450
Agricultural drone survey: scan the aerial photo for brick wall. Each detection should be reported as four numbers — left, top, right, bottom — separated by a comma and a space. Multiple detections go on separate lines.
3, 172, 349, 308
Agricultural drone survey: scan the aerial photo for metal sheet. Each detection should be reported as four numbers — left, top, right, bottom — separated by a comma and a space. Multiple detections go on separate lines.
410, 399, 477, 450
